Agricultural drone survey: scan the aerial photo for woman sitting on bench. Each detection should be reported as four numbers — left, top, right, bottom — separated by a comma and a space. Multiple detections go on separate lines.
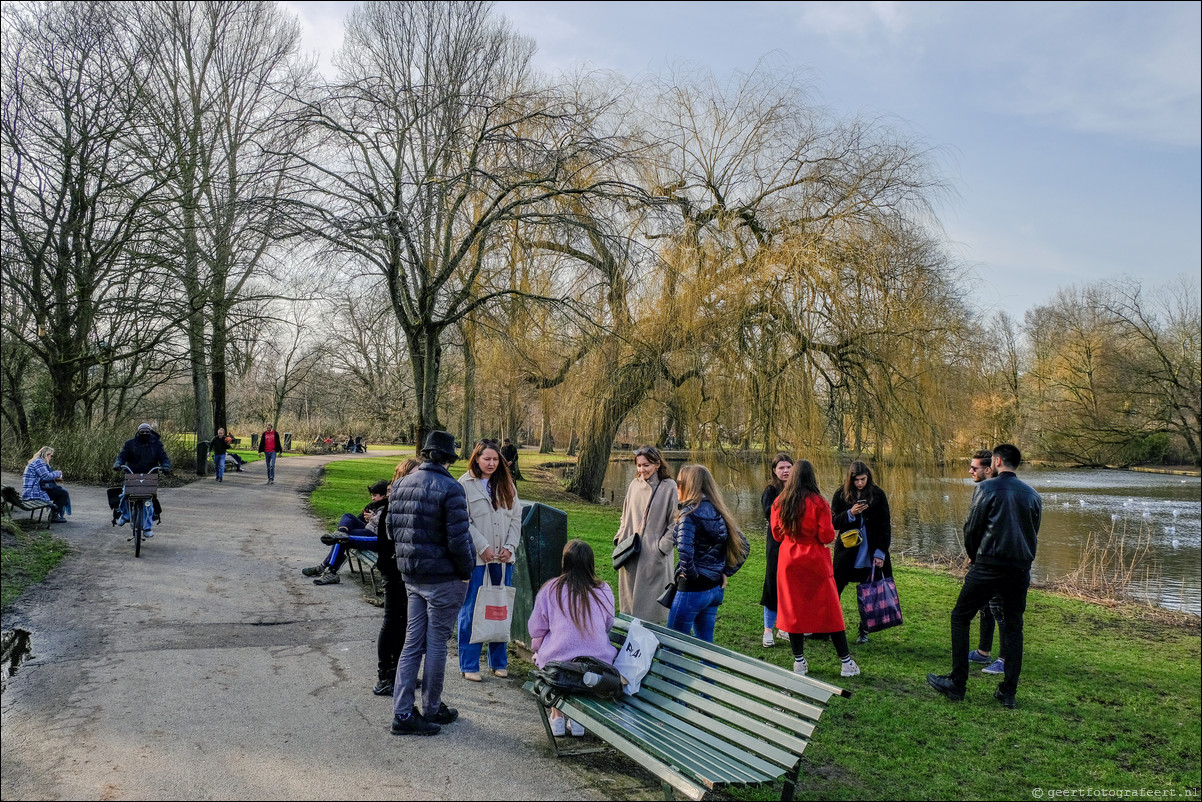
528, 539, 617, 737
22, 446, 70, 523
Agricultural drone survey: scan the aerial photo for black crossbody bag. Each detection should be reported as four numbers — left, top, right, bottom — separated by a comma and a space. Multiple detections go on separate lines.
612, 481, 661, 571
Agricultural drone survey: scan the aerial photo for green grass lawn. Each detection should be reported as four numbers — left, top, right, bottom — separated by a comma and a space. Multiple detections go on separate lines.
308, 453, 1201, 800
1, 517, 70, 611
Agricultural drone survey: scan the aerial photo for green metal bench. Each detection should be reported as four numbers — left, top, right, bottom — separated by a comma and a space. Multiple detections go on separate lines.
523, 614, 850, 801
346, 547, 382, 594
2, 485, 56, 527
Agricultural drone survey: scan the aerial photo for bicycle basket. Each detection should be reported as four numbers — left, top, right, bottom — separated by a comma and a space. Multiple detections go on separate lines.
123, 474, 159, 495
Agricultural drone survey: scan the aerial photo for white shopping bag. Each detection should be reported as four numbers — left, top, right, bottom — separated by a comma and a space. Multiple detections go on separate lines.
613, 618, 659, 695
470, 568, 515, 644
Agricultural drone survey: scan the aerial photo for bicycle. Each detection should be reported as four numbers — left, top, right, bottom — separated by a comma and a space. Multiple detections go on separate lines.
120, 466, 164, 558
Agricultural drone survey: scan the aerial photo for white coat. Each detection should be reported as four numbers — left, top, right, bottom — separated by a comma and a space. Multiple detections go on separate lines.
459, 473, 521, 566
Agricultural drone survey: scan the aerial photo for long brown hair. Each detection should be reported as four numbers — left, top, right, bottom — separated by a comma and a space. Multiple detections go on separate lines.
676, 464, 747, 568
389, 458, 420, 492
776, 459, 822, 534
633, 445, 672, 481
841, 460, 875, 503
468, 441, 516, 510
766, 452, 793, 492
547, 539, 608, 635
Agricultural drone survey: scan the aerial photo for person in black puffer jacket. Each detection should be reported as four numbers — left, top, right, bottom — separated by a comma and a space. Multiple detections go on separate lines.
387, 431, 475, 737
667, 464, 749, 644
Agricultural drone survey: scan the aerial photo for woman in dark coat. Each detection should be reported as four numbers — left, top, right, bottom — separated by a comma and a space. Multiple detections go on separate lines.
759, 453, 793, 647
830, 460, 893, 644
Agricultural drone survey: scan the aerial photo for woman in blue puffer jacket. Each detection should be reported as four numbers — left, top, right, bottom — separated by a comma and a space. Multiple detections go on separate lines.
668, 464, 750, 643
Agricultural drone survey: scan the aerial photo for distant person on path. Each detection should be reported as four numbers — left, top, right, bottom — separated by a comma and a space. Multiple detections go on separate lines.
388, 431, 475, 736
830, 460, 893, 644
373, 458, 420, 697
760, 453, 793, 647
928, 443, 1041, 709
667, 465, 749, 643
301, 480, 390, 586
500, 438, 521, 480
457, 439, 521, 682
966, 449, 1007, 676
258, 423, 283, 484
771, 459, 861, 678
528, 539, 617, 737
613, 445, 678, 625
209, 428, 231, 482
22, 446, 70, 523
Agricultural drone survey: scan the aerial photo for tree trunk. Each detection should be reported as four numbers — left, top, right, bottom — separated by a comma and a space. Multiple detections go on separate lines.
461, 320, 476, 450
538, 389, 554, 453
409, 325, 444, 446
566, 357, 658, 500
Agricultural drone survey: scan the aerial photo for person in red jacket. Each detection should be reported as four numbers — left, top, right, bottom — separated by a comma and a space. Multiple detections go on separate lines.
771, 459, 861, 679
258, 423, 284, 484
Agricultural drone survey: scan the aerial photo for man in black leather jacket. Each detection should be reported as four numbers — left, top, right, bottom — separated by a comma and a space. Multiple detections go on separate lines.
928, 443, 1041, 708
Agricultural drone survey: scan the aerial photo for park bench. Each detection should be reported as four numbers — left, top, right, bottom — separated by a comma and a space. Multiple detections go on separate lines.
2, 485, 56, 527
346, 547, 382, 594
523, 614, 850, 801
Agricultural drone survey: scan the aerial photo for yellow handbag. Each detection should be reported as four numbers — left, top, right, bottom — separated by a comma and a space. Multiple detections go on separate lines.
840, 529, 863, 548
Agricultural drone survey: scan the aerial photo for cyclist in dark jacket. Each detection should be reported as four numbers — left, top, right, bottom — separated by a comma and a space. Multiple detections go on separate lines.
113, 423, 171, 533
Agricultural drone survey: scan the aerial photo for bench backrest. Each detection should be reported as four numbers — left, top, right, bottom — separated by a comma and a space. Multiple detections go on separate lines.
610, 614, 850, 773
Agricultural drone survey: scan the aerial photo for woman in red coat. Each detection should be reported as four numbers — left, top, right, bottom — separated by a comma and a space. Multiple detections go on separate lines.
771, 460, 861, 678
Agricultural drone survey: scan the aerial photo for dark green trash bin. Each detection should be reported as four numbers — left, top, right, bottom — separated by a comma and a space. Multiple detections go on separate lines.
512, 502, 567, 649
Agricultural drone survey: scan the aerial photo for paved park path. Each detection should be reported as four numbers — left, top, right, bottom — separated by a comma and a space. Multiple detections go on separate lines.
1, 453, 622, 801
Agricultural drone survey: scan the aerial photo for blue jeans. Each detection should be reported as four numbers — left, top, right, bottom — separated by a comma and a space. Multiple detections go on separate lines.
458, 563, 514, 672
668, 586, 725, 643
214, 454, 226, 480
394, 580, 468, 717
323, 513, 376, 572
263, 451, 277, 481
763, 607, 777, 629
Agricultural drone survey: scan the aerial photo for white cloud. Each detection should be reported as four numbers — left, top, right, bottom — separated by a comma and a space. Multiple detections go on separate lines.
795, 0, 914, 39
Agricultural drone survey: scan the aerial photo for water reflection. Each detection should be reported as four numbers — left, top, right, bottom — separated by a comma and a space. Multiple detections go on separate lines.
588, 456, 1201, 615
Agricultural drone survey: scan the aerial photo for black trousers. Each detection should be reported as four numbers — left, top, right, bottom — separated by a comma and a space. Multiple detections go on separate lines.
378, 573, 408, 682
977, 594, 1006, 654
950, 563, 1029, 695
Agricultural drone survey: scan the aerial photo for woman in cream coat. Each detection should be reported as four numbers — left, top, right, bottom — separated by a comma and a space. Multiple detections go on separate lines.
614, 445, 678, 624
458, 439, 522, 681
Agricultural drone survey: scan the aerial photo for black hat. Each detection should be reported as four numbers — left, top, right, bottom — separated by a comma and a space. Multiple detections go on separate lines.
420, 430, 458, 461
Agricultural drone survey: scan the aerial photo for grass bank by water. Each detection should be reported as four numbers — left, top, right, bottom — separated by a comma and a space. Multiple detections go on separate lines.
1, 517, 70, 613
311, 454, 1201, 800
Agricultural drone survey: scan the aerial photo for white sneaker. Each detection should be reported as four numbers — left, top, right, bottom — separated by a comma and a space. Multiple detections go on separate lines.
762, 630, 775, 648
549, 716, 566, 737
143, 530, 153, 539
567, 718, 585, 737
778, 629, 790, 641
792, 656, 808, 676
841, 658, 861, 677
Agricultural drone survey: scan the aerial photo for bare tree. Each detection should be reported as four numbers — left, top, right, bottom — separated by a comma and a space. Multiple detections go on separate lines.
1, 0, 177, 430
283, 0, 625, 444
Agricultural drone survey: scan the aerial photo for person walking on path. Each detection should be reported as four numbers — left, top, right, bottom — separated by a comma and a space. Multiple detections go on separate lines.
457, 439, 521, 682
388, 431, 475, 736
613, 445, 678, 624
966, 449, 1007, 676
258, 423, 284, 484
209, 428, 231, 482
771, 459, 860, 679
759, 453, 793, 647
928, 443, 1041, 709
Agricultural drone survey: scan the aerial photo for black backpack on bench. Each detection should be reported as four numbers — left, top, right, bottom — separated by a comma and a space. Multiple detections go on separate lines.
536, 656, 623, 703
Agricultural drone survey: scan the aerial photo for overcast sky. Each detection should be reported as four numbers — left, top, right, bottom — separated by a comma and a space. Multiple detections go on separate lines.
281, 0, 1201, 320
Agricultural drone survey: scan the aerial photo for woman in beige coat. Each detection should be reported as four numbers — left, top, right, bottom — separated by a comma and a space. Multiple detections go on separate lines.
458, 439, 522, 681
614, 445, 678, 624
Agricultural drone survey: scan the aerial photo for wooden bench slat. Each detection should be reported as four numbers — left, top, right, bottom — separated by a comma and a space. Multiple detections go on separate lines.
563, 695, 772, 786
623, 689, 799, 772
547, 695, 710, 801
614, 617, 849, 702
653, 648, 830, 723
640, 674, 813, 757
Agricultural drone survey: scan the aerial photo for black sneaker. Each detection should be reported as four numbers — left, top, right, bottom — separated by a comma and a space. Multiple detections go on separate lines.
301, 565, 326, 577
926, 673, 965, 701
373, 679, 394, 697
313, 570, 340, 585
994, 687, 1017, 709
320, 533, 351, 546
855, 632, 869, 645
391, 707, 439, 736
424, 702, 458, 725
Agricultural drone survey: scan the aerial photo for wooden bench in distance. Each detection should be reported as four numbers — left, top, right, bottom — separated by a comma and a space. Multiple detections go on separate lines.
2, 485, 55, 527
524, 614, 850, 802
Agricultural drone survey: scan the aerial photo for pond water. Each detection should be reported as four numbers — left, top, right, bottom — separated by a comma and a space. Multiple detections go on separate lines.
583, 456, 1201, 615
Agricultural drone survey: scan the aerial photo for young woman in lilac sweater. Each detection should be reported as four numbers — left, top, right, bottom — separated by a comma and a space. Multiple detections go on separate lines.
528, 539, 617, 737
